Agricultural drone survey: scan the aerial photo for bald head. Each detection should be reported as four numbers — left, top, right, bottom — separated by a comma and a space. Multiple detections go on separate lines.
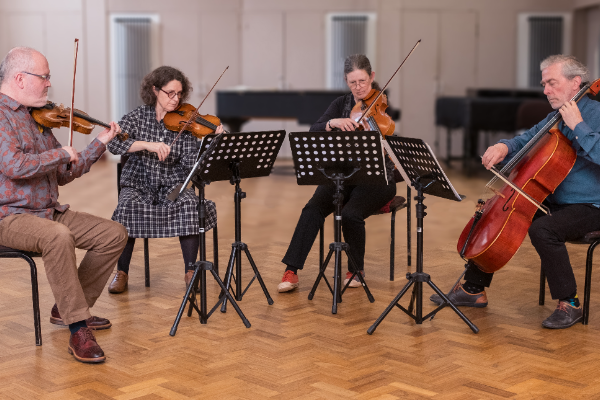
0, 47, 51, 107
0, 47, 42, 86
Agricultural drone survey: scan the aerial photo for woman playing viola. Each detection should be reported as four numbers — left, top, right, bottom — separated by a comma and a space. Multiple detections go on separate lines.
106, 66, 224, 293
278, 54, 397, 292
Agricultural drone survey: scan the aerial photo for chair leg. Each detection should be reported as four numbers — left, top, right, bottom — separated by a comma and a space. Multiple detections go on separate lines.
406, 186, 412, 268
539, 268, 545, 306
213, 225, 219, 275
583, 240, 599, 325
144, 238, 150, 287
390, 209, 396, 281
23, 255, 42, 346
319, 223, 324, 270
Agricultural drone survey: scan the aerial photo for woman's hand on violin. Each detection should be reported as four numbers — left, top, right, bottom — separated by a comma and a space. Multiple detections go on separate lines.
481, 143, 508, 170
145, 142, 171, 161
559, 100, 584, 131
329, 118, 359, 131
96, 122, 122, 145
215, 124, 225, 134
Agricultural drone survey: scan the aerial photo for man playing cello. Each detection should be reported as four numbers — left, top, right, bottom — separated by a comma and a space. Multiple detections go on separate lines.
431, 55, 600, 329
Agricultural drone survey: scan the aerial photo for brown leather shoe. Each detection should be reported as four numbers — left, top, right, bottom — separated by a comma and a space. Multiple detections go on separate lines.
429, 282, 488, 308
68, 327, 106, 363
108, 270, 128, 294
50, 304, 112, 330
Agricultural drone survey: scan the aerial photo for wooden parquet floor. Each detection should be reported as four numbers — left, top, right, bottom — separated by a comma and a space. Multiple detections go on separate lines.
1, 158, 600, 399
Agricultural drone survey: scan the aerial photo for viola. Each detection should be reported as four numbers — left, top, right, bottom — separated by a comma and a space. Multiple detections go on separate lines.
457, 78, 600, 273
31, 101, 129, 141
163, 103, 222, 139
349, 88, 395, 136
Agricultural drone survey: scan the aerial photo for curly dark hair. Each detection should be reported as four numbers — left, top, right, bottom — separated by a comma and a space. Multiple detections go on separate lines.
139, 66, 192, 106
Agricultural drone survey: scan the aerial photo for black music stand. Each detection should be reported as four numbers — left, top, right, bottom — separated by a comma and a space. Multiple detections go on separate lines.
218, 131, 286, 312
367, 136, 479, 334
290, 131, 388, 314
170, 134, 250, 335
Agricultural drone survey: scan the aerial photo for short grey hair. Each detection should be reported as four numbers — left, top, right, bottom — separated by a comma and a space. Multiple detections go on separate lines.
540, 54, 589, 83
0, 47, 38, 86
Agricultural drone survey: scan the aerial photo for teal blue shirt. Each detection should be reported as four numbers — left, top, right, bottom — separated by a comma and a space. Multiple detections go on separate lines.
499, 95, 600, 206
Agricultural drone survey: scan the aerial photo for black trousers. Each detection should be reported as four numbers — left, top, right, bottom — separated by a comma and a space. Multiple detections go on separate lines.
465, 203, 600, 300
282, 181, 396, 272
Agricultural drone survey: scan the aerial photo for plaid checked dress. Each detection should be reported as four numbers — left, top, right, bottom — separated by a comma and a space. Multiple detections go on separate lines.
107, 105, 217, 238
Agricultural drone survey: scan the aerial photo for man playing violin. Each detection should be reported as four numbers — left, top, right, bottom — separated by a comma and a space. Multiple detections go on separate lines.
0, 47, 127, 362
431, 55, 600, 329
278, 54, 397, 292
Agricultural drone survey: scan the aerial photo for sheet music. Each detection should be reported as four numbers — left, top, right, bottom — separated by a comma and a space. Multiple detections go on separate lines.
383, 137, 463, 202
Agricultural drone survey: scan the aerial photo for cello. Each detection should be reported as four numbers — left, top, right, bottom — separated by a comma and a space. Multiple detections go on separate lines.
457, 78, 600, 273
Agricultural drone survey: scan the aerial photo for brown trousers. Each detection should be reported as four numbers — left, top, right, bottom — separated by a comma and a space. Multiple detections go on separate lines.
0, 209, 127, 325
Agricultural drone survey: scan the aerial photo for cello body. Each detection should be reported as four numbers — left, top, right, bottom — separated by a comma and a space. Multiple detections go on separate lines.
457, 127, 576, 273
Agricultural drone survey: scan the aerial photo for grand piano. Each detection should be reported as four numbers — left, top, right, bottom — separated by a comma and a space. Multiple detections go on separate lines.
216, 89, 400, 132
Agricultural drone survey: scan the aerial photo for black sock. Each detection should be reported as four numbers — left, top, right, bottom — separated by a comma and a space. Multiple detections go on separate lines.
462, 281, 484, 294
561, 292, 580, 307
117, 237, 136, 275
69, 320, 87, 334
285, 265, 298, 274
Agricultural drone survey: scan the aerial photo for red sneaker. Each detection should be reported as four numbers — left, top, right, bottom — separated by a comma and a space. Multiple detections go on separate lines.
277, 270, 299, 293
344, 271, 365, 288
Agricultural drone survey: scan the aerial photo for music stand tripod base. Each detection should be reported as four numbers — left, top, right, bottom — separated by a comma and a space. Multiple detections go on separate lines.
170, 260, 250, 336
368, 136, 479, 334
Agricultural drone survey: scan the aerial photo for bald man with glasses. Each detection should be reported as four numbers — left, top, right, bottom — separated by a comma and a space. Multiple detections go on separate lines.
0, 47, 127, 363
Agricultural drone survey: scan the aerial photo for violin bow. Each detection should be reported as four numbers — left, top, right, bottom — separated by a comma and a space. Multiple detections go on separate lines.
67, 38, 79, 172
355, 39, 421, 125
170, 66, 229, 147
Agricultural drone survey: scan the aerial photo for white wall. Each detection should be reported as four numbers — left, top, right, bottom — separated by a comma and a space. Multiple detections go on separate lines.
0, 0, 579, 156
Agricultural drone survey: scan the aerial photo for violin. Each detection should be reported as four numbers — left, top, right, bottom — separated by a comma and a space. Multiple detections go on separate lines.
31, 101, 129, 141
163, 103, 222, 139
349, 88, 395, 136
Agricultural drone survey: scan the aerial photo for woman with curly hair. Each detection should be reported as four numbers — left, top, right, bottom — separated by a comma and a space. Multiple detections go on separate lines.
106, 66, 224, 293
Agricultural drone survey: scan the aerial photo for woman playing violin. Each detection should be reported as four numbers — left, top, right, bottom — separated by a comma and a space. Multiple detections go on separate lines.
106, 66, 224, 293
278, 54, 397, 292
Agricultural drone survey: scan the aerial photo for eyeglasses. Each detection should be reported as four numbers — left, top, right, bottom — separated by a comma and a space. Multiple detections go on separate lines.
347, 79, 369, 89
21, 71, 51, 81
159, 88, 183, 99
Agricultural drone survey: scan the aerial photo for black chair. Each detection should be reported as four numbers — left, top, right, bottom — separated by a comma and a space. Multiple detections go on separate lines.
538, 231, 600, 325
319, 186, 412, 282
117, 154, 219, 286
0, 246, 42, 345
515, 100, 553, 131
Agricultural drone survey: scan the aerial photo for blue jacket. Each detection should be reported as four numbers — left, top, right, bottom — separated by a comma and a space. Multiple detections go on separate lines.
499, 95, 600, 205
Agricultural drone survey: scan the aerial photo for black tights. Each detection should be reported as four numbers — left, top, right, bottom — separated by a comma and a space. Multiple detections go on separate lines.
116, 235, 200, 274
